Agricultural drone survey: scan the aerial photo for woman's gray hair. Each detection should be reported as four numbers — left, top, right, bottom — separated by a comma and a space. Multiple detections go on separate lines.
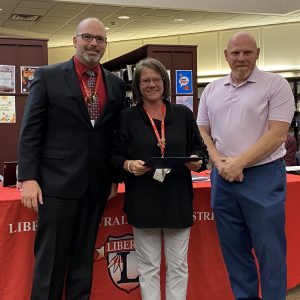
132, 57, 170, 104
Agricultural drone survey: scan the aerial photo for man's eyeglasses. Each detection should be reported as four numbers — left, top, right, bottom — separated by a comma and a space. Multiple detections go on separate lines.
140, 77, 163, 86
76, 33, 107, 44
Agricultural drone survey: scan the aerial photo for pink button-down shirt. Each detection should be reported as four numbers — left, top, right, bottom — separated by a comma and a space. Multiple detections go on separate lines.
197, 67, 294, 166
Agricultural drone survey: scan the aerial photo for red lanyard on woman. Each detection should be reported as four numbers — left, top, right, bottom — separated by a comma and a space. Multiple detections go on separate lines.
144, 103, 166, 157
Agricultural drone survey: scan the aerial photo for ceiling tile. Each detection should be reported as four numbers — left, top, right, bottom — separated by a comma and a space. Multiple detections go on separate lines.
17, 0, 55, 9
0, 0, 300, 48
202, 12, 236, 20
189, 19, 223, 25
0, 0, 19, 5
133, 15, 169, 22
73, 12, 111, 20
174, 11, 211, 18
52, 2, 88, 11
147, 9, 182, 17
3, 20, 36, 30
38, 15, 68, 23
31, 27, 56, 33
45, 9, 81, 17
230, 14, 265, 21
121, 22, 151, 28
84, 5, 122, 14
115, 7, 152, 15
0, 7, 14, 15
12, 7, 48, 15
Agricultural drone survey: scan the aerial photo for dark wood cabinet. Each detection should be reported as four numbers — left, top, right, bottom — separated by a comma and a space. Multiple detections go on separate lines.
287, 78, 300, 150
0, 37, 48, 173
103, 44, 198, 115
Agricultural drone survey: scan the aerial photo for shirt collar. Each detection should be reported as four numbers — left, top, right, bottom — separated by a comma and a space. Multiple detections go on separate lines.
225, 66, 259, 86
73, 55, 100, 75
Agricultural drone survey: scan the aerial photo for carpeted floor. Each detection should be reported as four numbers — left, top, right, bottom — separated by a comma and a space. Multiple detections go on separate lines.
286, 285, 300, 299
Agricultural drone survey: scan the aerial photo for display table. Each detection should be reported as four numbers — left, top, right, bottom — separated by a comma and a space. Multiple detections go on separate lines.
1, 174, 300, 300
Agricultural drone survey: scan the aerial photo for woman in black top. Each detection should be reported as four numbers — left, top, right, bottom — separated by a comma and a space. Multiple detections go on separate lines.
111, 58, 208, 300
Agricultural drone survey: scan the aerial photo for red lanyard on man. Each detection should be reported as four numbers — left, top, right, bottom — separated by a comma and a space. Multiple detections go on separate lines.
74, 62, 101, 103
144, 103, 166, 157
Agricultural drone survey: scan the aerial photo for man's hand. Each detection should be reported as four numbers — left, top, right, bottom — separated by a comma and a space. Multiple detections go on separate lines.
218, 157, 245, 182
21, 180, 43, 212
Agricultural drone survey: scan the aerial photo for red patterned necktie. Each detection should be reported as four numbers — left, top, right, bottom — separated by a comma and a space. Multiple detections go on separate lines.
86, 69, 99, 120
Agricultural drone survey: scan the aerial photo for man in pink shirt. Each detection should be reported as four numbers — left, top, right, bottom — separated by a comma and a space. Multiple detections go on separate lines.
197, 32, 294, 300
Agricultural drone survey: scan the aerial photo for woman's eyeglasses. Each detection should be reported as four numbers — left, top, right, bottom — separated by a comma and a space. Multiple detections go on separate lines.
140, 78, 163, 86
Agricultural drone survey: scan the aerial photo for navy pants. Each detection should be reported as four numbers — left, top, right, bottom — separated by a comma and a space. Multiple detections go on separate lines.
211, 159, 287, 300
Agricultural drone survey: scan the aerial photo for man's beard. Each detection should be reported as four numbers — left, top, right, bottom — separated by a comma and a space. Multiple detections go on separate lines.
233, 67, 251, 81
83, 51, 101, 64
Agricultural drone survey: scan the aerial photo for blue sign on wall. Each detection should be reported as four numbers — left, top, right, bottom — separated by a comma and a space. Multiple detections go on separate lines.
176, 70, 193, 94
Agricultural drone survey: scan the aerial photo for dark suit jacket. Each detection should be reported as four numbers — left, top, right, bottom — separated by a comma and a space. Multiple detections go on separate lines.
18, 58, 126, 201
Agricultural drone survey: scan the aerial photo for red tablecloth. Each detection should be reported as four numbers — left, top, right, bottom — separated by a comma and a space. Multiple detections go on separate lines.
0, 174, 299, 300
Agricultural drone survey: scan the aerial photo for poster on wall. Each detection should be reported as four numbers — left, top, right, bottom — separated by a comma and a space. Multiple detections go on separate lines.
0, 65, 15, 93
176, 70, 193, 94
21, 66, 38, 93
176, 96, 193, 111
0, 95, 16, 123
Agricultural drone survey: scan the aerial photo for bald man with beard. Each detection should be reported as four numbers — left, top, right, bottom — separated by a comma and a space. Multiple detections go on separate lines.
197, 32, 294, 300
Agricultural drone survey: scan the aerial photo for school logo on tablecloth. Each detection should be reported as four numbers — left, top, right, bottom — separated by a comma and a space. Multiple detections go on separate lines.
94, 234, 139, 293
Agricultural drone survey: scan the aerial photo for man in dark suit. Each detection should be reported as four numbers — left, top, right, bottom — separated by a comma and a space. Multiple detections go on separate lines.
18, 18, 126, 300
